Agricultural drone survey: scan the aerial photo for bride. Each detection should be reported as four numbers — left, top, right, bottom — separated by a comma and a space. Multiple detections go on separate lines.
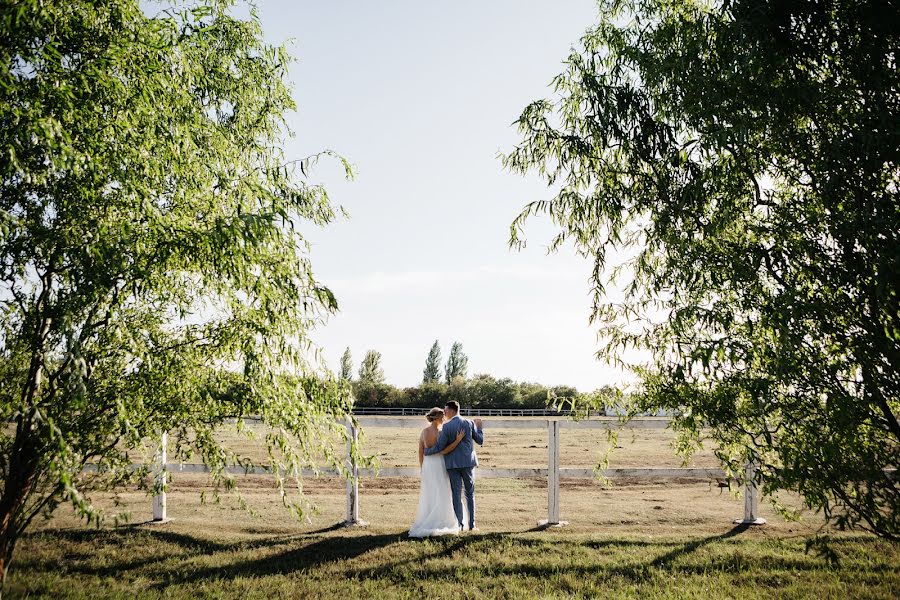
409, 407, 466, 538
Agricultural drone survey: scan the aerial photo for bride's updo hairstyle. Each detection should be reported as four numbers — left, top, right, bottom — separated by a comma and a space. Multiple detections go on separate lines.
425, 407, 444, 422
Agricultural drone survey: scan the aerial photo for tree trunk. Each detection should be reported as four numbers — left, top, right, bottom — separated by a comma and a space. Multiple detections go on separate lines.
2, 297, 51, 594
0, 530, 13, 598
0, 429, 40, 594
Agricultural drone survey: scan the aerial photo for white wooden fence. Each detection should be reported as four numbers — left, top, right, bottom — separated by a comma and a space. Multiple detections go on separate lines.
351, 407, 605, 417
147, 417, 766, 528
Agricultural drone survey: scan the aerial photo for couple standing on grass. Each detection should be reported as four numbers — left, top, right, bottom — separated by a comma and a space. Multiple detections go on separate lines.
409, 400, 484, 537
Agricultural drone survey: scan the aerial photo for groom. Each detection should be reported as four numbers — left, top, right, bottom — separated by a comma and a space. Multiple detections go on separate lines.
423, 400, 484, 531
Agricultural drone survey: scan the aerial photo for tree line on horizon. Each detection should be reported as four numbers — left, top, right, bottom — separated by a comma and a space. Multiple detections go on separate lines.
337, 342, 582, 409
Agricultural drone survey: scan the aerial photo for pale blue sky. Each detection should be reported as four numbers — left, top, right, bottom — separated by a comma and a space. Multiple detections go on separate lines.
253, 1, 629, 391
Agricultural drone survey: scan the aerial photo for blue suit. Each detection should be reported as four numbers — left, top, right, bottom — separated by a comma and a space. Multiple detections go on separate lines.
423, 415, 483, 529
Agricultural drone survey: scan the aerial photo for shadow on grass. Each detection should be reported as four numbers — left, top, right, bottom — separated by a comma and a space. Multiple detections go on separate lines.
649, 521, 751, 569
151, 525, 552, 587
151, 528, 409, 589
24, 522, 888, 590
347, 523, 843, 584
23, 525, 405, 584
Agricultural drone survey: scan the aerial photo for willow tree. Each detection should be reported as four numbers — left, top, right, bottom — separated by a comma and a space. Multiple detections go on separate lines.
0, 0, 355, 581
505, 0, 899, 538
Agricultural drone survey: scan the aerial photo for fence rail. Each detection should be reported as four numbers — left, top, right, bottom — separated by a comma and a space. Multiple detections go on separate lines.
350, 407, 604, 417
354, 416, 673, 429
152, 464, 729, 480
351, 407, 676, 417
138, 416, 766, 528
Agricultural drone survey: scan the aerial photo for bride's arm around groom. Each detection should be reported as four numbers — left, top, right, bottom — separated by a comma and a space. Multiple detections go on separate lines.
423, 410, 483, 458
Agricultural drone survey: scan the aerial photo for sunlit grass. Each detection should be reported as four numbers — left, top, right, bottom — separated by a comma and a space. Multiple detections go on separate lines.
12, 525, 897, 599
12, 420, 896, 599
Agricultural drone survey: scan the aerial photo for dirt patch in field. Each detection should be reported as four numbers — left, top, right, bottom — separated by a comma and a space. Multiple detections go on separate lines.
361, 478, 419, 492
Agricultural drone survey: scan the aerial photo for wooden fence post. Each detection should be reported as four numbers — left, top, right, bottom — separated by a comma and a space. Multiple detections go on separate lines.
152, 432, 168, 522
539, 419, 567, 527
344, 417, 367, 526
734, 459, 766, 525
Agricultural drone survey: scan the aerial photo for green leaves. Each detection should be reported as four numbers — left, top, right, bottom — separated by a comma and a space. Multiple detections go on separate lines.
0, 0, 355, 569
444, 341, 468, 384
358, 350, 385, 385
506, 0, 900, 539
423, 340, 442, 385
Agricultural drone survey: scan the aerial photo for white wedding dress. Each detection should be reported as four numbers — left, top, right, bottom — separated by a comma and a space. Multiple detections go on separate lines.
409, 434, 465, 538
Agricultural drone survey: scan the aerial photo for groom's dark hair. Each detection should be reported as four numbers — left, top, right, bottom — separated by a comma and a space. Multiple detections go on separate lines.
444, 400, 460, 413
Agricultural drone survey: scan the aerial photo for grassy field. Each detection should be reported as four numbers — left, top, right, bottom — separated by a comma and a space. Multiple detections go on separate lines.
212, 417, 722, 469
12, 517, 899, 599
360, 418, 721, 469
9, 418, 899, 598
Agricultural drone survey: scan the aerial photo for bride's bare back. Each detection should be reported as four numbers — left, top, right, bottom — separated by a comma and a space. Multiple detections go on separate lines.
421, 426, 440, 449
418, 422, 464, 466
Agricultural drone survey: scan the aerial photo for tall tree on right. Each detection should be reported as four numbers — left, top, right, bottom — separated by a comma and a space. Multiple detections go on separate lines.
423, 341, 442, 384
445, 342, 468, 384
505, 1, 899, 538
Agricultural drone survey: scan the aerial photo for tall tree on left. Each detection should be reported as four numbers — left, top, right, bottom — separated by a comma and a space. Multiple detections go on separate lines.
340, 347, 354, 381
0, 0, 355, 585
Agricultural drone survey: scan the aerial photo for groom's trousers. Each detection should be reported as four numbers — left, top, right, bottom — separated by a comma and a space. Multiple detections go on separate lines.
447, 466, 476, 530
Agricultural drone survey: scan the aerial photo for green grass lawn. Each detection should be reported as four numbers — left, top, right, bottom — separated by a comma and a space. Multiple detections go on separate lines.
8, 423, 898, 599
10, 524, 898, 599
